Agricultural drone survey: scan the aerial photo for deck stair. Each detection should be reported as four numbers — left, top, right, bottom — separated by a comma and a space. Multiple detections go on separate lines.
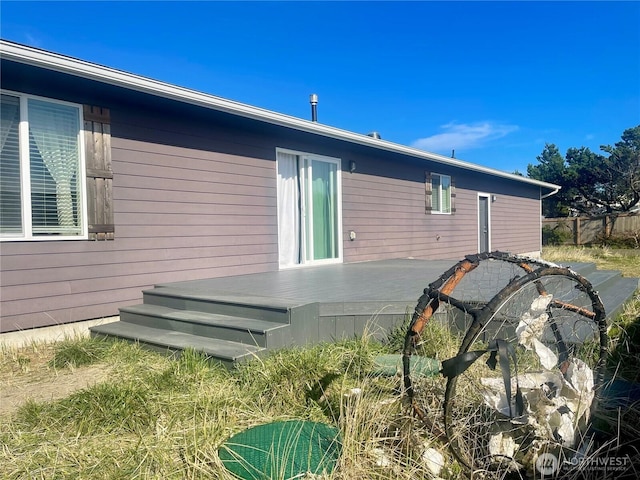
567, 262, 638, 319
90, 260, 638, 366
91, 286, 318, 367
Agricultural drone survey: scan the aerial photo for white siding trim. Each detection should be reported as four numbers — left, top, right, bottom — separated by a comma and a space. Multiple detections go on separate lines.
478, 192, 492, 253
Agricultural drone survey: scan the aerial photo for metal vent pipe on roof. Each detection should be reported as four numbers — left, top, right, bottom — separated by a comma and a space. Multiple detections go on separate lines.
309, 93, 318, 122
367, 131, 381, 139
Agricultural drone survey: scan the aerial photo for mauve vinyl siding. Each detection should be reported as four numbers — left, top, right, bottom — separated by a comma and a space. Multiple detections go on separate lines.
491, 193, 541, 253
0, 63, 543, 333
341, 153, 542, 263
0, 109, 280, 332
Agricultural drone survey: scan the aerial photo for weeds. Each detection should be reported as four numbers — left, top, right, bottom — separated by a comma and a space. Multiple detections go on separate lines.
1, 248, 638, 478
49, 336, 112, 369
607, 297, 640, 383
543, 245, 640, 278
1, 328, 462, 479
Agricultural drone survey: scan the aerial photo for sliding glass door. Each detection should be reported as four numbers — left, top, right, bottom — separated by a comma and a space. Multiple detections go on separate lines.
277, 150, 342, 268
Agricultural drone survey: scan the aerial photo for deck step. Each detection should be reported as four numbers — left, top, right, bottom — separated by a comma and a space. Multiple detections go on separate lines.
89, 259, 637, 367
142, 287, 301, 323
565, 262, 598, 277
583, 269, 623, 292
553, 262, 637, 320
573, 263, 638, 320
119, 304, 292, 349
90, 320, 264, 366
598, 276, 639, 319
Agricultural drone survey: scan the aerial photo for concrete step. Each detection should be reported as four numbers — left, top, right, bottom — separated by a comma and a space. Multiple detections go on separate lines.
90, 320, 264, 366
119, 304, 292, 349
142, 287, 302, 323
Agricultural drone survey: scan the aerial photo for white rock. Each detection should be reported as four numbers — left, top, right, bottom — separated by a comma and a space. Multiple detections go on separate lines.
371, 447, 391, 467
422, 447, 445, 476
488, 431, 518, 458
344, 387, 362, 398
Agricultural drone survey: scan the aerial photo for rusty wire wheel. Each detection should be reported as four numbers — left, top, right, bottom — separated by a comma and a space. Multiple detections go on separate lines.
403, 253, 607, 478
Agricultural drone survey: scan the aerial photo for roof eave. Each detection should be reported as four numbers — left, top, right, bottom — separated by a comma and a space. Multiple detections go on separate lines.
0, 40, 560, 192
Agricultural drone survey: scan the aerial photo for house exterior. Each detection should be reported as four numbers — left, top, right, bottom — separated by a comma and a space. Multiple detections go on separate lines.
0, 40, 559, 334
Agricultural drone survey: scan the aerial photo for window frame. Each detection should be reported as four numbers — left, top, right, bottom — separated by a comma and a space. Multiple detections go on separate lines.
0, 90, 88, 241
276, 147, 344, 268
430, 172, 453, 215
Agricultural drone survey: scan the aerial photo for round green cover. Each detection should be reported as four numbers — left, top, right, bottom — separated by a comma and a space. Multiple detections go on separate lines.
372, 354, 440, 377
218, 420, 341, 480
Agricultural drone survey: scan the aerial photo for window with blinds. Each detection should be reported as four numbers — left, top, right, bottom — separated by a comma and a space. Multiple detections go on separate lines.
0, 92, 85, 239
0, 94, 22, 234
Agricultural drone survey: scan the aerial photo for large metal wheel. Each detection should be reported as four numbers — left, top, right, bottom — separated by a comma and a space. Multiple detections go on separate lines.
403, 253, 607, 478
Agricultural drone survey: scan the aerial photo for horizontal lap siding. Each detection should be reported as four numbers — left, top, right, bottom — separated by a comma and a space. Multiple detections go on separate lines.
343, 165, 478, 262
342, 161, 542, 262
491, 194, 541, 253
0, 71, 544, 332
0, 112, 279, 332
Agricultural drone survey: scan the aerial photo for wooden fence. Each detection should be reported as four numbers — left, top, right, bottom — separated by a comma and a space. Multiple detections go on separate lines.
542, 213, 640, 245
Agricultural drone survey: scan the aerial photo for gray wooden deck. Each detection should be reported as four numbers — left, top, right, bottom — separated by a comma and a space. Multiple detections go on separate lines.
156, 258, 456, 315
91, 258, 638, 366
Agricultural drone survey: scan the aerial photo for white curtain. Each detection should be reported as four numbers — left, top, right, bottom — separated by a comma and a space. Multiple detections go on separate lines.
29, 99, 79, 230
277, 152, 301, 267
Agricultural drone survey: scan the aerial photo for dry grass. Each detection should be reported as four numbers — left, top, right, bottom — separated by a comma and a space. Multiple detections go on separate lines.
542, 245, 640, 278
0, 326, 463, 479
2, 248, 638, 479
544, 246, 640, 382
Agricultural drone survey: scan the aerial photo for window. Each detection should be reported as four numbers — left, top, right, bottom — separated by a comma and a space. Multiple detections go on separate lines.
276, 149, 342, 268
1, 92, 86, 239
426, 172, 455, 214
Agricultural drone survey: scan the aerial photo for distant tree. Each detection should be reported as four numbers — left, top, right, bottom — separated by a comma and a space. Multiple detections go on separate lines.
528, 127, 640, 216
566, 126, 640, 214
527, 143, 576, 217
597, 126, 640, 212
564, 146, 608, 214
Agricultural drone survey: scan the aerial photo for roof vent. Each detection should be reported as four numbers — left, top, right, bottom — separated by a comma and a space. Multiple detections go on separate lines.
367, 131, 381, 139
309, 93, 318, 122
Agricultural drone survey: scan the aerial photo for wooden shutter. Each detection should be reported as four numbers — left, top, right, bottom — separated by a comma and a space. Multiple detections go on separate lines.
425, 172, 433, 213
84, 105, 114, 240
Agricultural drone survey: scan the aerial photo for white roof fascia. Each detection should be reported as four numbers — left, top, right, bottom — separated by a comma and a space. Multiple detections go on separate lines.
1, 40, 559, 192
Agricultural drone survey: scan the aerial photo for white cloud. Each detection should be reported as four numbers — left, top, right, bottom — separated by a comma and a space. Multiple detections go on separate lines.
411, 121, 519, 153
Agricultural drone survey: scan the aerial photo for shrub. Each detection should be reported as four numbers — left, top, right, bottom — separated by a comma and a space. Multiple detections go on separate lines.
542, 224, 572, 245
593, 230, 640, 249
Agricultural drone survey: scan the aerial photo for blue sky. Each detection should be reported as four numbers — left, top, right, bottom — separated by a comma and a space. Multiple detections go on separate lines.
2, 1, 639, 174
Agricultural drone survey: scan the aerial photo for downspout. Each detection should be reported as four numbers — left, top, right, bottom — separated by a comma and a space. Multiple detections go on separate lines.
541, 186, 560, 199
540, 186, 561, 254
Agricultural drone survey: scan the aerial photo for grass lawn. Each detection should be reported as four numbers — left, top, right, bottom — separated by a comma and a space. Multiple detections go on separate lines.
1, 247, 638, 479
542, 245, 640, 279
